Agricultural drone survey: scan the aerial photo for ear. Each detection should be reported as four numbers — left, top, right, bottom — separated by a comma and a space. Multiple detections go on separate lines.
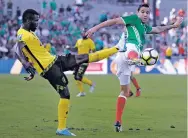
26, 19, 31, 24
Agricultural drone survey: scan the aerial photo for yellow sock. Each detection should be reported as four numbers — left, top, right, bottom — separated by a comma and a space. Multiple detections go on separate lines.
82, 77, 92, 86
76, 80, 84, 92
88, 47, 118, 62
58, 98, 69, 130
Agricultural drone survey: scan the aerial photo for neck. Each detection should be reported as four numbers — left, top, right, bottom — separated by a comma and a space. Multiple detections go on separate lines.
22, 25, 30, 32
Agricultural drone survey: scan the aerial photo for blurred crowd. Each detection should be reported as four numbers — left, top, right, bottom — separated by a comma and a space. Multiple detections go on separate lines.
0, 0, 187, 59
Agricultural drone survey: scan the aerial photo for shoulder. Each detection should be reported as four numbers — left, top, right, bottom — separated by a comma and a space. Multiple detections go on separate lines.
87, 38, 94, 42
76, 39, 82, 43
17, 28, 30, 42
129, 14, 139, 18
17, 28, 26, 36
121, 14, 140, 25
121, 14, 138, 19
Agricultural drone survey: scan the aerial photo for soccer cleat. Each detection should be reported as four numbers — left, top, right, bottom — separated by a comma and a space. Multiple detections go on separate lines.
136, 88, 141, 97
126, 59, 146, 66
56, 128, 76, 136
76, 92, 86, 97
89, 83, 96, 93
120, 125, 123, 132
114, 121, 122, 132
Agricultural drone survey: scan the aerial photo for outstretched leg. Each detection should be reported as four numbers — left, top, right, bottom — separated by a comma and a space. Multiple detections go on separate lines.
88, 47, 118, 62
75, 47, 118, 64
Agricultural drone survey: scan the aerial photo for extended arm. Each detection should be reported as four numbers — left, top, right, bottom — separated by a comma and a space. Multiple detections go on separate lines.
91, 18, 124, 31
85, 17, 124, 37
15, 42, 29, 66
14, 42, 36, 81
150, 25, 175, 34
150, 17, 183, 34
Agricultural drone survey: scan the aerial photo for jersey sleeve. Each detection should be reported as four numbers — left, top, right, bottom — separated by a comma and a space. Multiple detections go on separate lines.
89, 39, 96, 51
145, 24, 152, 34
44, 43, 51, 52
121, 14, 139, 25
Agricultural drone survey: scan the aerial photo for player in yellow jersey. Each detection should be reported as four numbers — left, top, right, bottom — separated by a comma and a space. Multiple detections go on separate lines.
74, 28, 96, 97
165, 46, 172, 59
14, 9, 119, 136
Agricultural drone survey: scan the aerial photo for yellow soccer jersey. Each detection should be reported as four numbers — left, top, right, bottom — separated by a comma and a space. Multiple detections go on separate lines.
45, 43, 51, 52
17, 28, 56, 74
75, 38, 95, 54
165, 47, 172, 57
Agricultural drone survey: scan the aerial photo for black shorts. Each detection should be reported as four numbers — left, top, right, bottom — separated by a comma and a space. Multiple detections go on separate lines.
55, 54, 89, 72
42, 54, 88, 92
73, 63, 88, 79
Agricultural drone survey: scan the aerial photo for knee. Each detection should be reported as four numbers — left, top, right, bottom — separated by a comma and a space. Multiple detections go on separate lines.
120, 90, 130, 98
59, 86, 70, 99
127, 50, 139, 59
124, 92, 130, 97
120, 84, 130, 97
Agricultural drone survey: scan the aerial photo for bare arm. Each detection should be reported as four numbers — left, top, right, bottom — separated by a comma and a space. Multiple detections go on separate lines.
150, 17, 183, 34
91, 18, 124, 31
85, 17, 124, 37
150, 25, 175, 34
14, 41, 35, 81
14, 41, 29, 66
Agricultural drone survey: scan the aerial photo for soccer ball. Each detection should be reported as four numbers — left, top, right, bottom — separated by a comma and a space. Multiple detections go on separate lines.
141, 48, 159, 65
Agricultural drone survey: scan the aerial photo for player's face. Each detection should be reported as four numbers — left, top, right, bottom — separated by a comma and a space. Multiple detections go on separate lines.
137, 7, 150, 23
29, 15, 39, 32
82, 28, 87, 39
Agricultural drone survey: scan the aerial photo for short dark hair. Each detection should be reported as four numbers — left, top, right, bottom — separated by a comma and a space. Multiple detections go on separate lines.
137, 4, 150, 11
22, 9, 39, 23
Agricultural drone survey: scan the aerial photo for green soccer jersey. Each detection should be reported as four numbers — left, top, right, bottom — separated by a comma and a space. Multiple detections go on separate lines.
121, 14, 152, 51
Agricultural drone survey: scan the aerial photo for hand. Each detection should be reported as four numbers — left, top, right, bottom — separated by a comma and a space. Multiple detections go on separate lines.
24, 73, 35, 81
85, 27, 97, 38
173, 17, 183, 28
23, 62, 36, 81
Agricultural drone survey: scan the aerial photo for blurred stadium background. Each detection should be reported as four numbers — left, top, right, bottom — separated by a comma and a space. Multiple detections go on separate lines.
0, 0, 187, 74
0, 0, 187, 138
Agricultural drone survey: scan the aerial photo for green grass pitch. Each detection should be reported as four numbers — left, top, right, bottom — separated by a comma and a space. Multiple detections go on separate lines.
0, 74, 186, 138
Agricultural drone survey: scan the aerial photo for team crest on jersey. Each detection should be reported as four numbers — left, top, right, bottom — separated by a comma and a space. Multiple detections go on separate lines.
17, 34, 22, 41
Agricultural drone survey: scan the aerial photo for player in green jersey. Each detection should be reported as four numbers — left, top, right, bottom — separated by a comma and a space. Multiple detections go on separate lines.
85, 3, 183, 132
